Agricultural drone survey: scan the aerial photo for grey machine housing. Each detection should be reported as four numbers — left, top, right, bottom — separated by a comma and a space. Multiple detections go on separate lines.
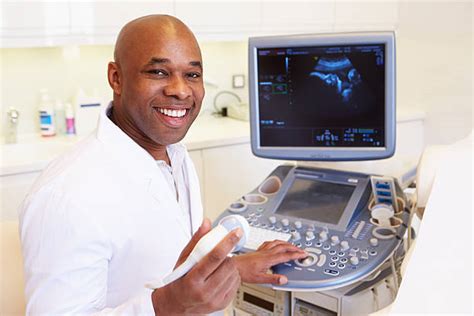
248, 32, 396, 161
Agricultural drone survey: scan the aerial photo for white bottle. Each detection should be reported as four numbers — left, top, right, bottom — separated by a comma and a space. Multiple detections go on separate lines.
38, 89, 56, 137
55, 100, 66, 135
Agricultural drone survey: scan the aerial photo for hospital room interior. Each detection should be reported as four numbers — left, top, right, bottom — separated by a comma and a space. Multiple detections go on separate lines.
0, 1, 472, 315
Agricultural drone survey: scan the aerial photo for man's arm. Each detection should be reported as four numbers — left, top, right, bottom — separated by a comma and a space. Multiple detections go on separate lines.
19, 188, 155, 315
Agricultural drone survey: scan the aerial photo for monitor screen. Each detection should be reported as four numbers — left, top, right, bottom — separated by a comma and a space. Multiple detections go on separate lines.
275, 177, 355, 225
249, 32, 396, 161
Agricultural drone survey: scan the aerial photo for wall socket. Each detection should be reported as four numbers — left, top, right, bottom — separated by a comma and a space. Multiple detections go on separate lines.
232, 74, 245, 88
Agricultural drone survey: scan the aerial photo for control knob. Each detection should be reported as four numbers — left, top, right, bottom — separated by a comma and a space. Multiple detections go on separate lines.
305, 230, 315, 241
350, 256, 359, 266
269, 216, 277, 225
370, 238, 379, 247
318, 230, 328, 242
340, 241, 350, 251
291, 231, 301, 241
294, 221, 302, 229
330, 235, 340, 246
281, 218, 290, 227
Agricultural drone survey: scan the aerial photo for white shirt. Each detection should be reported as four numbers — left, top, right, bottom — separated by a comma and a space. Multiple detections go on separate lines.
19, 103, 203, 314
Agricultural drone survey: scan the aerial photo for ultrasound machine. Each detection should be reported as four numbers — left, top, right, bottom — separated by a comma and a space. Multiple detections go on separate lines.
214, 32, 415, 316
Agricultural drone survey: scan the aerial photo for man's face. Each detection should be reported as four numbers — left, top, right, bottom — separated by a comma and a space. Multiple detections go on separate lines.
115, 30, 204, 147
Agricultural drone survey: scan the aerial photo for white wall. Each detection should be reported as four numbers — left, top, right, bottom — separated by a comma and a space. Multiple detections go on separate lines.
396, 1, 473, 146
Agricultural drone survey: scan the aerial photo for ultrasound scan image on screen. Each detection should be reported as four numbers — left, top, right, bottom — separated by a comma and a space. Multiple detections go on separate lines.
257, 44, 385, 148
275, 177, 355, 225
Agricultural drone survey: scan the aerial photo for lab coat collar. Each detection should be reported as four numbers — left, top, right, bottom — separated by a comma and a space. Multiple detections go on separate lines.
95, 102, 187, 181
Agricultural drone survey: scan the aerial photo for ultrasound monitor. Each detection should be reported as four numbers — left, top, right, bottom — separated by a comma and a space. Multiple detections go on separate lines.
249, 32, 396, 161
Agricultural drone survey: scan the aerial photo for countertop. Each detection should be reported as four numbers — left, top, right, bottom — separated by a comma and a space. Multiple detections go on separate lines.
0, 115, 251, 176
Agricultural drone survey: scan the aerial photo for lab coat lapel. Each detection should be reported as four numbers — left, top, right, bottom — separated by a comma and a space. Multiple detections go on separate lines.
147, 168, 192, 240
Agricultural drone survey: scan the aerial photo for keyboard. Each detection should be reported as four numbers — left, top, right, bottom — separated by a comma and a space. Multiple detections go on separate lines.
244, 226, 292, 250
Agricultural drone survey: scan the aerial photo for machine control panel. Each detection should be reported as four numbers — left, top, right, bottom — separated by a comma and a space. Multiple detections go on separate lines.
215, 166, 408, 291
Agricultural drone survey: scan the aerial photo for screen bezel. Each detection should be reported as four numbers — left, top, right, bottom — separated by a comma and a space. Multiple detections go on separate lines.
249, 32, 396, 161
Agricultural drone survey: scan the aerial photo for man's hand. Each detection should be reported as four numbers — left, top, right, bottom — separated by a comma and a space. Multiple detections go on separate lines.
234, 240, 307, 285
151, 219, 242, 315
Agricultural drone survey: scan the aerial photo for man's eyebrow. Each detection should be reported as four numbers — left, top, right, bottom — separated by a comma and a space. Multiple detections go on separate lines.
190, 61, 202, 70
146, 57, 170, 65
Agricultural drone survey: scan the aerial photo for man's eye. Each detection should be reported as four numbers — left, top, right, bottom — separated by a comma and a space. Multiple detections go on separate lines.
187, 72, 201, 79
147, 69, 167, 76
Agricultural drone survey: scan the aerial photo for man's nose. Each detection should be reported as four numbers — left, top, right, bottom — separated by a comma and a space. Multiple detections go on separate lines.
164, 75, 192, 100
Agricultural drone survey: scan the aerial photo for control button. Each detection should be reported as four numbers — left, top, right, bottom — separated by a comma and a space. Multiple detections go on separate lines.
369, 250, 377, 256
283, 228, 290, 233
349, 249, 357, 257
370, 238, 379, 247
330, 256, 339, 262
304, 247, 322, 254
295, 243, 302, 248
361, 253, 369, 260
269, 216, 277, 224
257, 207, 265, 213
317, 254, 326, 267
268, 225, 275, 230
315, 242, 322, 248
330, 235, 340, 246
281, 218, 289, 227
291, 231, 301, 241
295, 221, 302, 229
329, 250, 337, 255
324, 269, 340, 276
249, 213, 256, 217
253, 222, 260, 227
329, 262, 337, 268
290, 229, 296, 233
295, 253, 318, 267
294, 267, 302, 271
350, 256, 359, 266
340, 258, 348, 264
306, 231, 315, 240
361, 249, 369, 254
261, 223, 267, 228
337, 263, 346, 270
352, 220, 366, 239
308, 268, 316, 272
275, 226, 282, 232
323, 244, 331, 250
340, 241, 350, 251
319, 230, 328, 242
351, 247, 359, 252
255, 213, 262, 218
338, 252, 345, 257
284, 262, 292, 267
305, 241, 312, 246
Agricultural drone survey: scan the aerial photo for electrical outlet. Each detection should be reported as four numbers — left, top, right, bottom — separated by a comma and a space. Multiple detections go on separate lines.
232, 74, 245, 88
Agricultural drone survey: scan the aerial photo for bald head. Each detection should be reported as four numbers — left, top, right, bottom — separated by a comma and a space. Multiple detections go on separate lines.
114, 15, 200, 64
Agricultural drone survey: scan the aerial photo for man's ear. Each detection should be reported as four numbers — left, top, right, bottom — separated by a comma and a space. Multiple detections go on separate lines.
108, 62, 122, 95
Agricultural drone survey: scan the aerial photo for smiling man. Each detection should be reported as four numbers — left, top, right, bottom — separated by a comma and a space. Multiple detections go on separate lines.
19, 15, 306, 315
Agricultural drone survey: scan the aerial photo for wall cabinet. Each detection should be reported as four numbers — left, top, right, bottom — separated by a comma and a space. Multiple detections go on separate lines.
1, 1, 400, 47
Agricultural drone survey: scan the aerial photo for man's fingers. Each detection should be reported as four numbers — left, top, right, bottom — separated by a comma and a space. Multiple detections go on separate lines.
190, 228, 243, 279
264, 243, 307, 256
252, 272, 288, 285
257, 240, 287, 251
175, 218, 212, 267
268, 249, 308, 266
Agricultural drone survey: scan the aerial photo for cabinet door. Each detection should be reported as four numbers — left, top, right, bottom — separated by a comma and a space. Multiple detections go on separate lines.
334, 1, 399, 31
0, 1, 69, 47
0, 171, 41, 221
175, 0, 261, 41
69, 1, 174, 44
202, 143, 281, 221
260, 1, 335, 35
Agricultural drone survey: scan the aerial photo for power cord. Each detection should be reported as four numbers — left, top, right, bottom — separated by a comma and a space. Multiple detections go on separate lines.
213, 90, 242, 116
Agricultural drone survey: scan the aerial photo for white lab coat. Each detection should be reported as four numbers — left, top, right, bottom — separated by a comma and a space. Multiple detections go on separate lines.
19, 103, 204, 314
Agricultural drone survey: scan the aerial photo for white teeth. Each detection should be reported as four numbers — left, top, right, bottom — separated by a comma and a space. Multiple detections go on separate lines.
158, 108, 187, 118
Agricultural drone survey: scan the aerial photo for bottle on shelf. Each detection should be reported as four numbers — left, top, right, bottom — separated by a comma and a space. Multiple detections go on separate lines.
65, 102, 76, 135
38, 89, 56, 137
